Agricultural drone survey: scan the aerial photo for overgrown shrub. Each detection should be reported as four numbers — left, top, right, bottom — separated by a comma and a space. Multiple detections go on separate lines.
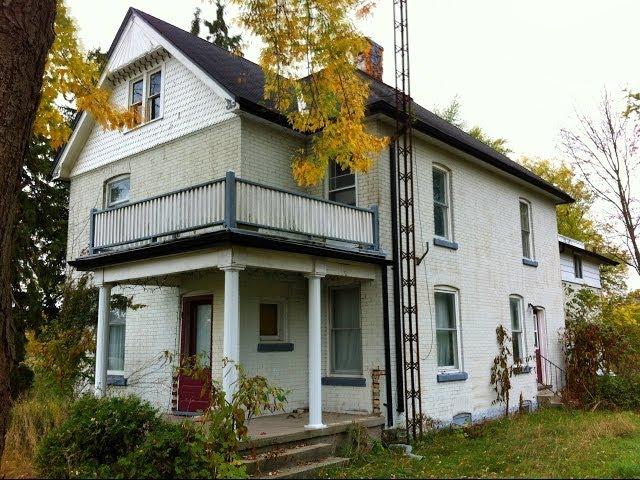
106, 421, 245, 479
596, 375, 640, 411
35, 395, 162, 478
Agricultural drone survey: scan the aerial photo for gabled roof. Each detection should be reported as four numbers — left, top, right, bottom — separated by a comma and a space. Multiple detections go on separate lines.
56, 8, 574, 204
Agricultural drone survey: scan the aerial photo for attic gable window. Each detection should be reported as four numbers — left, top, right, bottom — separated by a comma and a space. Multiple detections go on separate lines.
128, 67, 163, 127
130, 78, 143, 125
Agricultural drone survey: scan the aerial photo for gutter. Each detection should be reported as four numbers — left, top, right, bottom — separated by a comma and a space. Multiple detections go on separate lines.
381, 265, 394, 426
389, 142, 405, 414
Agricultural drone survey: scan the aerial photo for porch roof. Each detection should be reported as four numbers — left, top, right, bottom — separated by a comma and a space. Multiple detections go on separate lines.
69, 228, 389, 272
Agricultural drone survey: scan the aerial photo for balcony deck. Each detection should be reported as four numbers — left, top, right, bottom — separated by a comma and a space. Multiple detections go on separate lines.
72, 172, 385, 270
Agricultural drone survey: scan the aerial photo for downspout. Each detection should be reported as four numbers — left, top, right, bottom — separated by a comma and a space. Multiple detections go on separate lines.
381, 265, 393, 426
390, 142, 405, 414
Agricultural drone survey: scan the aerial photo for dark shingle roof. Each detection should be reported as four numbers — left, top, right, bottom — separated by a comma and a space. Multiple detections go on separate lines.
112, 9, 574, 203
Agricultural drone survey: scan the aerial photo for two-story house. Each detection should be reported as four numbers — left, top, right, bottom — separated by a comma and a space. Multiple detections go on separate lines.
55, 8, 574, 430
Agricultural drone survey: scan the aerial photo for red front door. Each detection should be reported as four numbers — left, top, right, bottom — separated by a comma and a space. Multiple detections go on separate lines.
177, 295, 213, 413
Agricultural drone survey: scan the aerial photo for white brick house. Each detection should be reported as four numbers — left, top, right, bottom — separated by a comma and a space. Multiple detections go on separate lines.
55, 8, 574, 429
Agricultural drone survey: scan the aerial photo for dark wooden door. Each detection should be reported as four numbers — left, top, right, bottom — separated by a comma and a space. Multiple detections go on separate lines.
177, 295, 213, 412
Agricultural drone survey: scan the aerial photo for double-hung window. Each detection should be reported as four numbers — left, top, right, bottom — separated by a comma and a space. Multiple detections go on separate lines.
130, 78, 143, 125
509, 296, 524, 362
330, 286, 362, 375
108, 307, 126, 373
128, 68, 163, 127
433, 166, 452, 239
328, 160, 356, 206
573, 254, 583, 279
105, 175, 130, 208
435, 288, 461, 370
519, 200, 534, 259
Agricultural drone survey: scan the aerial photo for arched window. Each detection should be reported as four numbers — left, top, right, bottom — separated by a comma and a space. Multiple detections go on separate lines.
104, 174, 130, 208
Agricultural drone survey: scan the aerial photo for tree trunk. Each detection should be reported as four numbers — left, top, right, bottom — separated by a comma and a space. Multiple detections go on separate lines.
0, 0, 56, 460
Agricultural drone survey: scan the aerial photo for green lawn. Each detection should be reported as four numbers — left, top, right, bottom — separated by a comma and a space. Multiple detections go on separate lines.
323, 409, 640, 479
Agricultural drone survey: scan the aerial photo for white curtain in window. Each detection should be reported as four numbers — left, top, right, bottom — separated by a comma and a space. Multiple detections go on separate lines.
331, 288, 362, 374
435, 291, 458, 368
108, 323, 125, 371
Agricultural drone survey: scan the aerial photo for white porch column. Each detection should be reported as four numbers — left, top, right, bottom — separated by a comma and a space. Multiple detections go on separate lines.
305, 273, 326, 430
94, 283, 112, 397
221, 264, 245, 403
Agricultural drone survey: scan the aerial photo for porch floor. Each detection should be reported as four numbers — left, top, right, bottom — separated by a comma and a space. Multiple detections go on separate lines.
246, 411, 382, 441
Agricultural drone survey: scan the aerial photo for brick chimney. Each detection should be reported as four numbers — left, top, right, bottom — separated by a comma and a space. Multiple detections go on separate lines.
357, 38, 383, 81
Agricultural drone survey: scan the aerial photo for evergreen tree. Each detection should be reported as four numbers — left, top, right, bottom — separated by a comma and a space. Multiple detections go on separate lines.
11, 137, 69, 395
190, 1, 243, 56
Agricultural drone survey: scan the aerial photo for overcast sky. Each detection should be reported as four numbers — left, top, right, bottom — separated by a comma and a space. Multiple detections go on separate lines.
66, 0, 640, 288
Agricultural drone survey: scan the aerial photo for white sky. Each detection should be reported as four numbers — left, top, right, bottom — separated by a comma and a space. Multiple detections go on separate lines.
66, 0, 640, 289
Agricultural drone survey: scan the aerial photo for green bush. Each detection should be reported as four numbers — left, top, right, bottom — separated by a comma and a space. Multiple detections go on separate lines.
107, 422, 245, 479
35, 395, 162, 478
597, 375, 640, 411
34, 395, 247, 479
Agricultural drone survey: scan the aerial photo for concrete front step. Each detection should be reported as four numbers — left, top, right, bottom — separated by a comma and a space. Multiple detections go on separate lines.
537, 391, 563, 409
250, 456, 349, 479
242, 442, 333, 476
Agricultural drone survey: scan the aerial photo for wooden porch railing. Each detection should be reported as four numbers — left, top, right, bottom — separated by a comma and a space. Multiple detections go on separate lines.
89, 172, 380, 254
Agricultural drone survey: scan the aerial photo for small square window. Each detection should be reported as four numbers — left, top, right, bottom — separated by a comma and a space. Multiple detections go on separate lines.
259, 303, 279, 338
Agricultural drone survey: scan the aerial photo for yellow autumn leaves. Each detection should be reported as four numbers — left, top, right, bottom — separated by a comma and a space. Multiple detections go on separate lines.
233, 0, 388, 186
33, 2, 135, 150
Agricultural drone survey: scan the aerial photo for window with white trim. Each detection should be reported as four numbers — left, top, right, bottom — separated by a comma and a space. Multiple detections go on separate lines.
509, 295, 525, 362
259, 300, 287, 342
433, 166, 452, 239
105, 175, 130, 208
129, 78, 143, 125
108, 307, 126, 373
519, 200, 534, 259
435, 288, 461, 369
330, 286, 362, 375
573, 254, 583, 279
328, 160, 356, 206
128, 67, 163, 126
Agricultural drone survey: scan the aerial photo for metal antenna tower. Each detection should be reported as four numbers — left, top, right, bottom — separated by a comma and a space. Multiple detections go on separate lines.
393, 0, 423, 440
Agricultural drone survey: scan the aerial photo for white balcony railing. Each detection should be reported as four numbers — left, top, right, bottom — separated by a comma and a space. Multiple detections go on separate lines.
89, 172, 380, 255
